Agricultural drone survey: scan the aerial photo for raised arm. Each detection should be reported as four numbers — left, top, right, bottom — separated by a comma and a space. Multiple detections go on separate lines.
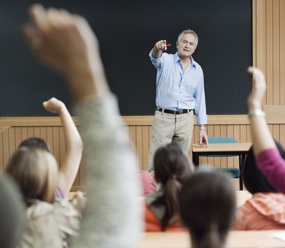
247, 66, 285, 192
43, 97, 83, 195
152, 40, 168, 58
23, 4, 142, 247
247, 66, 275, 153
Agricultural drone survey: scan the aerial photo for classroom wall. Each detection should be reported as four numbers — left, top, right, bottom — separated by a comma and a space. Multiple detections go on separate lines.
1, 0, 285, 191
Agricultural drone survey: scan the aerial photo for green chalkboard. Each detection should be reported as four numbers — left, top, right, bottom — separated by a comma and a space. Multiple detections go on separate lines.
0, 0, 252, 116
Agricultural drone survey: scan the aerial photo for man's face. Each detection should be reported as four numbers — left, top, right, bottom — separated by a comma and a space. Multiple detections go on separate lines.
176, 33, 197, 59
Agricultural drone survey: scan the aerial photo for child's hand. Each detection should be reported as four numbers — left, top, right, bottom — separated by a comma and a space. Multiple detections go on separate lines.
43, 97, 65, 114
72, 191, 86, 213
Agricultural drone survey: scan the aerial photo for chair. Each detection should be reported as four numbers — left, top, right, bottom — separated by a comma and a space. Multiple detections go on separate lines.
203, 137, 243, 190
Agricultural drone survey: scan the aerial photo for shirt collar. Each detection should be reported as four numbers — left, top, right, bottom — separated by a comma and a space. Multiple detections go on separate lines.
175, 52, 196, 68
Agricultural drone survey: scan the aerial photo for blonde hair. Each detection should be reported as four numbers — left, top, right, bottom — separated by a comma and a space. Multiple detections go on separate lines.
6, 147, 58, 206
177, 29, 199, 46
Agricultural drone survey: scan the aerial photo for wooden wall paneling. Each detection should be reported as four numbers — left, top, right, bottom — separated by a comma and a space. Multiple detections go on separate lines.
52, 127, 60, 166
129, 125, 140, 168
280, 125, 285, 145
129, 126, 136, 146
9, 127, 15, 158
226, 125, 234, 167
142, 126, 150, 170
14, 127, 22, 150
255, 0, 266, 71
266, 0, 273, 105
74, 125, 85, 192
252, 0, 256, 66
240, 125, 248, 142
231, 125, 240, 168
280, 0, 285, 104
272, 125, 280, 142
40, 126, 47, 141
21, 127, 28, 141
46, 127, 54, 152
27, 126, 34, 138
34, 127, 41, 138
273, 0, 280, 104
213, 125, 222, 168
135, 126, 143, 169
77, 159, 86, 192
2, 117, 285, 189
2, 129, 10, 170
263, 105, 285, 123
0, 132, 3, 170
199, 125, 207, 165
246, 125, 252, 143
220, 125, 228, 168
59, 127, 65, 165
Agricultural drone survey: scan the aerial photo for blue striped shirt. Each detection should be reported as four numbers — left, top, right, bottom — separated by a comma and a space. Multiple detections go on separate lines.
149, 50, 207, 125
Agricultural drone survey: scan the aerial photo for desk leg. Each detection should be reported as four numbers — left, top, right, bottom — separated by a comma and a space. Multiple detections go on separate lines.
239, 154, 247, 190
192, 153, 199, 167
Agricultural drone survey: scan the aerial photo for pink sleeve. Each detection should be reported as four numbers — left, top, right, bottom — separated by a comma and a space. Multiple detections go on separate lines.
232, 205, 247, 230
256, 148, 285, 193
139, 171, 156, 196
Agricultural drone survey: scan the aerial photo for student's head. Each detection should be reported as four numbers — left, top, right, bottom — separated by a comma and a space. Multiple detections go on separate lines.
154, 142, 193, 186
6, 147, 58, 206
18, 137, 52, 153
180, 169, 236, 248
243, 140, 285, 194
152, 142, 193, 230
0, 174, 26, 248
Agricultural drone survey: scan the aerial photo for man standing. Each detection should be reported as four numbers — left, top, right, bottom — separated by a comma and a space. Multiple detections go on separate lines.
147, 29, 208, 172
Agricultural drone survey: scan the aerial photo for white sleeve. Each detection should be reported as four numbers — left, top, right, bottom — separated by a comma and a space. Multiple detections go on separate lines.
71, 94, 143, 248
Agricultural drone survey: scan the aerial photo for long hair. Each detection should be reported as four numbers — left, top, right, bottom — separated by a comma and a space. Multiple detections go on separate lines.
179, 169, 236, 248
243, 140, 285, 194
6, 147, 58, 206
152, 142, 193, 231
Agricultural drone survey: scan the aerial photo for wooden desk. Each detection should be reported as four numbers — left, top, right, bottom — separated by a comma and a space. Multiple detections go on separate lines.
139, 230, 285, 248
192, 143, 252, 190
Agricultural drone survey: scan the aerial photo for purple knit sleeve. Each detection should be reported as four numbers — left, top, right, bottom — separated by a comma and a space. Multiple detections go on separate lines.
55, 187, 65, 199
256, 148, 285, 193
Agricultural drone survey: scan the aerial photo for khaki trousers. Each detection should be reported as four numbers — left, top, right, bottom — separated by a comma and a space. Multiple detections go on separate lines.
147, 110, 194, 172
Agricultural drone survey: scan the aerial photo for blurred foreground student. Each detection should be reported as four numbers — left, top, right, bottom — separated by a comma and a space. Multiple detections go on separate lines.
233, 142, 285, 230
145, 142, 193, 231
6, 147, 84, 247
0, 174, 26, 248
180, 169, 236, 248
19, 97, 83, 198
22, 4, 142, 247
247, 66, 285, 193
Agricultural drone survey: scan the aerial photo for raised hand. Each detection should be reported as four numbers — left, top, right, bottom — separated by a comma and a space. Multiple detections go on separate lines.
43, 97, 65, 114
247, 66, 266, 111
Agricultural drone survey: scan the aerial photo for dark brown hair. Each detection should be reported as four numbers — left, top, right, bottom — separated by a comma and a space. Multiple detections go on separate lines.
179, 169, 236, 248
243, 140, 285, 194
18, 137, 52, 153
152, 142, 193, 231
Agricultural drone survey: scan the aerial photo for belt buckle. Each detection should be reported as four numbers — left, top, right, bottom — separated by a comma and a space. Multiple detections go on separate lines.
178, 109, 183, 115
